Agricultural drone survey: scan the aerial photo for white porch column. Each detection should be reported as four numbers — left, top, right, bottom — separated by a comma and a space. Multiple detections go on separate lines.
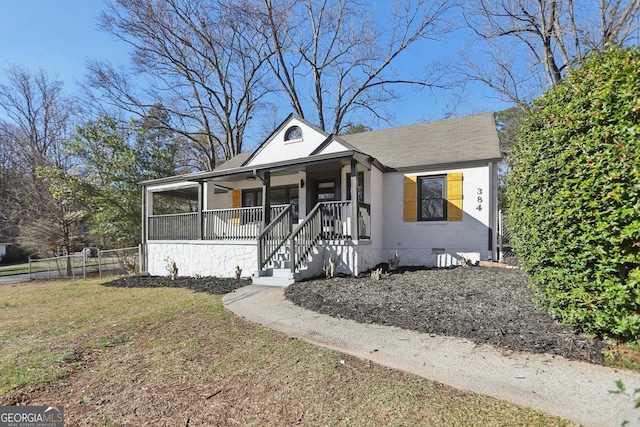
141, 185, 149, 272
350, 159, 359, 239
261, 171, 271, 228
198, 181, 204, 240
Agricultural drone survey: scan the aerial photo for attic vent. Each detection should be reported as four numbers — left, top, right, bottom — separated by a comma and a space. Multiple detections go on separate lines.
285, 126, 303, 141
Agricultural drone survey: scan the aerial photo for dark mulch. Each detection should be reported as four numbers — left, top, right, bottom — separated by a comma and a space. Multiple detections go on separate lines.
285, 266, 610, 365
104, 275, 250, 295
104, 267, 610, 365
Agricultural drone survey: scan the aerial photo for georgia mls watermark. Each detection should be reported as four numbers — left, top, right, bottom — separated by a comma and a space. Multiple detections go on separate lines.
0, 406, 64, 427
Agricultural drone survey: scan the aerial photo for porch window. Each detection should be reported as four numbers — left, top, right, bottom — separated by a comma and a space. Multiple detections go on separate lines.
270, 186, 299, 221
242, 185, 299, 220
345, 171, 364, 203
317, 181, 337, 201
418, 176, 446, 221
242, 188, 262, 207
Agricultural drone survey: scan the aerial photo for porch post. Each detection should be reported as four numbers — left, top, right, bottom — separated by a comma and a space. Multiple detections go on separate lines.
198, 181, 204, 240
140, 185, 148, 273
350, 159, 359, 240
261, 171, 271, 229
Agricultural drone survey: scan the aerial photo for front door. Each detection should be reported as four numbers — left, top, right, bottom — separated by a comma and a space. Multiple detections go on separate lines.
315, 180, 337, 203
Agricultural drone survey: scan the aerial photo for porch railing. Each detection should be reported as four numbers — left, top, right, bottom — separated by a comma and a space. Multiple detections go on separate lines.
358, 202, 371, 239
146, 202, 369, 244
257, 205, 293, 270
320, 201, 350, 239
318, 201, 370, 240
148, 212, 200, 240
148, 205, 288, 241
289, 203, 324, 272
203, 206, 261, 240
286, 201, 370, 272
203, 205, 288, 240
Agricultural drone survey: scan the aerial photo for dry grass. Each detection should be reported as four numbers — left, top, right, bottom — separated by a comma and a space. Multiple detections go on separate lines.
0, 278, 578, 426
605, 344, 640, 372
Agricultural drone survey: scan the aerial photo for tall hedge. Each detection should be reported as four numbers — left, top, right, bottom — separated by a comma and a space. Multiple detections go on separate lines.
506, 46, 640, 344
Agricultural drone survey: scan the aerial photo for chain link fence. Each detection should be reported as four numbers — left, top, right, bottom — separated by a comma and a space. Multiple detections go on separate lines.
498, 210, 518, 266
28, 246, 141, 280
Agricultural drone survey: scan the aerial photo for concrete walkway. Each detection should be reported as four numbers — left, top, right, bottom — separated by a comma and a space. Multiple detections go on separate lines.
222, 284, 640, 427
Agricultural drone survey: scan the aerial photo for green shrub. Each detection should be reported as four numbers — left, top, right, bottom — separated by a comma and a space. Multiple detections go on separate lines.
506, 46, 640, 344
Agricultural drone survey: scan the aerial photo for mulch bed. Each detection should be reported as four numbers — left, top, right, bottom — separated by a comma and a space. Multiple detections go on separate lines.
104, 267, 610, 365
285, 266, 610, 365
104, 275, 250, 295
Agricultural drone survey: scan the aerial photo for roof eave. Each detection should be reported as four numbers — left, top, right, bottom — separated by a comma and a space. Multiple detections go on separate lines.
390, 157, 503, 173
185, 150, 360, 182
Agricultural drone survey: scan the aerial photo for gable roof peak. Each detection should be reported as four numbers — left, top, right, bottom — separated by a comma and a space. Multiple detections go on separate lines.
241, 113, 331, 167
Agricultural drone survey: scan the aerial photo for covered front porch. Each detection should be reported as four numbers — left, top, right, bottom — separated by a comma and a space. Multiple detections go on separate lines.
147, 201, 370, 243
141, 152, 379, 282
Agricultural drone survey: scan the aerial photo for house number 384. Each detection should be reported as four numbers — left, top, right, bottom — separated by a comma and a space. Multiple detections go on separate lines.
476, 188, 483, 211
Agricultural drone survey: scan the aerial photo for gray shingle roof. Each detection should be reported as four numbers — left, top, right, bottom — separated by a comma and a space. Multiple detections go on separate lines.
140, 113, 502, 187
217, 152, 253, 170
340, 112, 502, 170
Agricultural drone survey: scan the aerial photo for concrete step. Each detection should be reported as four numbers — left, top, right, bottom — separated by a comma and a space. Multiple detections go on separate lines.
272, 268, 294, 278
251, 275, 295, 287
252, 268, 299, 286
251, 276, 294, 286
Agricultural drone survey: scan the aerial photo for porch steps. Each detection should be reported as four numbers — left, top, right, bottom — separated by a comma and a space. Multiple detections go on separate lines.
252, 268, 299, 287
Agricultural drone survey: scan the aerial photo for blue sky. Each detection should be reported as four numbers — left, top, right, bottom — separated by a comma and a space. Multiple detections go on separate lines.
0, 1, 508, 134
0, 1, 129, 86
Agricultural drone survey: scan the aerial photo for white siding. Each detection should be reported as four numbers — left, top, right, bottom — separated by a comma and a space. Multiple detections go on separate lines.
146, 241, 256, 278
245, 118, 328, 166
364, 166, 386, 270
205, 175, 301, 210
319, 139, 351, 155
382, 166, 492, 267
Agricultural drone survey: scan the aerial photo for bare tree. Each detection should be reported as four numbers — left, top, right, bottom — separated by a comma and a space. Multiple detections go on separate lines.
259, 0, 457, 133
0, 66, 77, 252
89, 0, 273, 170
459, 0, 640, 107
0, 123, 19, 241
0, 66, 74, 171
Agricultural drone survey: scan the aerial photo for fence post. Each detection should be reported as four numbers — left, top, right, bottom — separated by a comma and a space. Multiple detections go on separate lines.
138, 244, 143, 275
83, 252, 87, 280
98, 249, 103, 278
29, 257, 32, 280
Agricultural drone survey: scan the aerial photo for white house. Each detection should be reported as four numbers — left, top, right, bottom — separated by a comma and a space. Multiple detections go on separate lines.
140, 112, 502, 285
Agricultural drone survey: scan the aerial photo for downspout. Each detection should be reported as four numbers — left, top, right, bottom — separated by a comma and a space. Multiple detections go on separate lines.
488, 162, 498, 261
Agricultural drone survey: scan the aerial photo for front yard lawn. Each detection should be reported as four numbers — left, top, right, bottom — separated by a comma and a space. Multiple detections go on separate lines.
0, 277, 577, 426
